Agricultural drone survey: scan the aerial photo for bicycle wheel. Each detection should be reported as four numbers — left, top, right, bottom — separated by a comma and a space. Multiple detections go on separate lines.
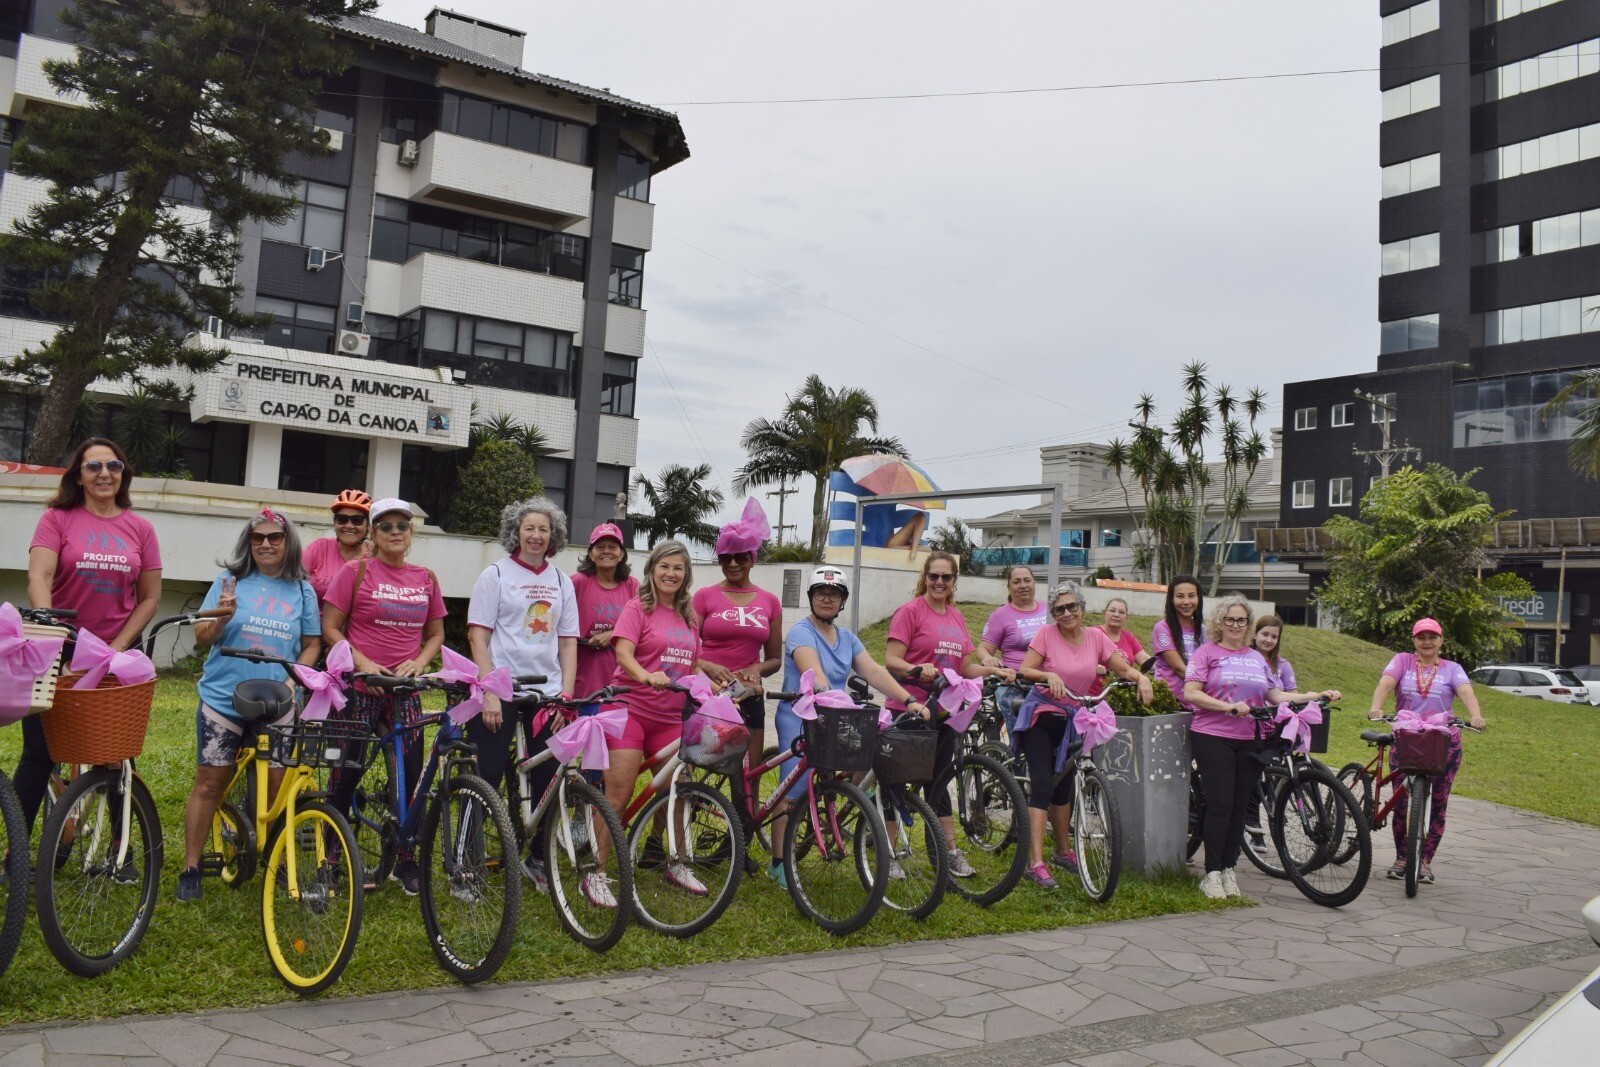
1241, 767, 1290, 879
1405, 774, 1430, 899
936, 751, 1028, 907
1074, 765, 1123, 903
628, 780, 743, 938
786, 778, 886, 935
1333, 763, 1374, 866
861, 786, 946, 920
350, 746, 398, 892
35, 769, 161, 977
261, 798, 363, 996
418, 773, 521, 983
212, 800, 257, 887
545, 775, 633, 951
1272, 766, 1371, 908
0, 773, 29, 978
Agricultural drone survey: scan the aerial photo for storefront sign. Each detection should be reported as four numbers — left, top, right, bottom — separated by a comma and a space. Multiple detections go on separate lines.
1497, 591, 1570, 626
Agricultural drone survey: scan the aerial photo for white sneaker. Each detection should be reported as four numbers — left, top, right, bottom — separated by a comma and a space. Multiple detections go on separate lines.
1221, 868, 1241, 898
886, 858, 906, 881
664, 862, 709, 896
581, 871, 618, 909
947, 849, 976, 878
1200, 871, 1227, 900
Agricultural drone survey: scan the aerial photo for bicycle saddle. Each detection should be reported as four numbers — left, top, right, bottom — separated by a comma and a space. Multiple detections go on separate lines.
232, 678, 295, 722
1359, 729, 1392, 745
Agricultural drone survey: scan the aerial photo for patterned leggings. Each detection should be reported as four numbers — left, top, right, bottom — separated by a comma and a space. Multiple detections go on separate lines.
329, 690, 424, 857
1390, 734, 1463, 865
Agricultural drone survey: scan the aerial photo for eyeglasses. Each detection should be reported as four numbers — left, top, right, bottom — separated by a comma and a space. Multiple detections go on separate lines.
811, 588, 844, 600
1051, 602, 1082, 617
332, 513, 368, 526
375, 520, 412, 534
926, 573, 955, 584
250, 532, 286, 546
1222, 616, 1250, 627
717, 552, 753, 565
82, 460, 126, 474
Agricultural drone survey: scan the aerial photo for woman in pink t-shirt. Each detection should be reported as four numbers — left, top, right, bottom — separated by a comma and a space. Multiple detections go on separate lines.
301, 488, 372, 604
20, 438, 163, 834
1090, 597, 1150, 696
693, 499, 781, 763
570, 523, 639, 700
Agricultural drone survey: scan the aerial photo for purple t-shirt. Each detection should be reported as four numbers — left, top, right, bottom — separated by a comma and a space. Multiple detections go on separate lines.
1185, 644, 1275, 740
1151, 618, 1200, 702
1265, 656, 1296, 692
981, 603, 1049, 670
1383, 653, 1470, 726
887, 597, 973, 711
29, 507, 162, 643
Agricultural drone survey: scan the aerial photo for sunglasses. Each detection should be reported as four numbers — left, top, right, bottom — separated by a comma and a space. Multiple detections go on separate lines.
375, 520, 412, 534
1051, 602, 1082, 617
717, 552, 753, 565
332, 513, 368, 526
926, 573, 955, 583
1222, 616, 1250, 627
82, 460, 126, 474
250, 531, 286, 546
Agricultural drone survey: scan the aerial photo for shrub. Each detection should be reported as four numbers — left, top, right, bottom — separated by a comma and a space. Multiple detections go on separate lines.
1101, 677, 1185, 717
449, 438, 543, 538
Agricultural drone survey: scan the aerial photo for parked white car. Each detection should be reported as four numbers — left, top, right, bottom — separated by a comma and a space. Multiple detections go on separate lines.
1573, 665, 1600, 706
1485, 896, 1600, 1065
1469, 664, 1590, 705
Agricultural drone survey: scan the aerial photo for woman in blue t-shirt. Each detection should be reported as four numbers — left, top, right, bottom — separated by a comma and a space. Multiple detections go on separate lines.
177, 510, 321, 902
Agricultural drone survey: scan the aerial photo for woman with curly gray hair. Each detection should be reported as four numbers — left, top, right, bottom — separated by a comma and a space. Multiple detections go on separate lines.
465, 497, 580, 888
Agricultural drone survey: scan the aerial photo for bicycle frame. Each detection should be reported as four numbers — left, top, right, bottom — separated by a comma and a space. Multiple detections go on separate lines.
349, 708, 476, 860
510, 730, 604, 873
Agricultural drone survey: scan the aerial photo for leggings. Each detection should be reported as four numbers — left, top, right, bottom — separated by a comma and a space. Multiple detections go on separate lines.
1391, 734, 1463, 865
920, 723, 960, 819
13, 715, 55, 834
1190, 730, 1267, 874
1018, 715, 1075, 811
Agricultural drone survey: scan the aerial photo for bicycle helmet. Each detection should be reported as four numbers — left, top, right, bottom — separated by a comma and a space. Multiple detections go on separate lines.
330, 489, 372, 514
807, 566, 850, 603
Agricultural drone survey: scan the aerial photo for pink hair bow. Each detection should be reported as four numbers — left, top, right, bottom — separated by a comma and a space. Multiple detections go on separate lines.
793, 668, 860, 721
1072, 701, 1120, 757
1274, 701, 1323, 754
684, 675, 743, 725
1394, 709, 1451, 734
69, 629, 156, 690
714, 498, 772, 557
936, 668, 983, 733
546, 705, 628, 770
293, 641, 355, 721
0, 603, 64, 722
426, 646, 513, 725
259, 508, 287, 528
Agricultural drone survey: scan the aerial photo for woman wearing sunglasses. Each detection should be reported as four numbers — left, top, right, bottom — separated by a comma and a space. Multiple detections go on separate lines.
20, 438, 163, 836
693, 500, 782, 762
302, 489, 372, 604
322, 497, 445, 895
176, 510, 320, 902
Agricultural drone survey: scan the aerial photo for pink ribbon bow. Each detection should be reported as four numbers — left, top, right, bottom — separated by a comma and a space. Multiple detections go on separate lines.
1072, 701, 1120, 757
0, 603, 65, 721
714, 497, 772, 557
69, 629, 156, 690
292, 641, 355, 721
1394, 709, 1451, 734
425, 646, 513, 725
792, 669, 860, 721
684, 675, 744, 725
1274, 701, 1323, 754
546, 706, 628, 770
936, 668, 983, 733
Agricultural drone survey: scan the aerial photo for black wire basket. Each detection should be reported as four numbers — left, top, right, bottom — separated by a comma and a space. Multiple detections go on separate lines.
802, 706, 879, 773
268, 718, 372, 770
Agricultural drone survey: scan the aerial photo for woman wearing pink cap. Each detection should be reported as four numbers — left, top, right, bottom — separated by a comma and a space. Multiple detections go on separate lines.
570, 523, 639, 700
1367, 617, 1486, 885
693, 499, 782, 761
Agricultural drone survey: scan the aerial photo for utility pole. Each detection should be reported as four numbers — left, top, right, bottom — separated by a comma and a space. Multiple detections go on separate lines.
1352, 389, 1422, 479
767, 480, 797, 546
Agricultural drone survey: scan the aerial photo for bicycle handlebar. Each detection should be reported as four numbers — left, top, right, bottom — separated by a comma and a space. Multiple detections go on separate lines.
1378, 713, 1482, 733
18, 606, 77, 622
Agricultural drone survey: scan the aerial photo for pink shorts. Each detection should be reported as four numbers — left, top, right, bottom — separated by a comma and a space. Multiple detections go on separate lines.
608, 707, 680, 756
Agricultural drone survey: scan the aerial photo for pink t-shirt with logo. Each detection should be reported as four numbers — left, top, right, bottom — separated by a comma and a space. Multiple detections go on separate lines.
1089, 627, 1144, 696
302, 536, 355, 603
570, 571, 639, 700
1151, 618, 1200, 702
1185, 643, 1274, 740
693, 585, 781, 671
1026, 625, 1118, 713
981, 603, 1050, 670
887, 597, 973, 711
29, 507, 162, 642
609, 599, 701, 724
324, 557, 446, 671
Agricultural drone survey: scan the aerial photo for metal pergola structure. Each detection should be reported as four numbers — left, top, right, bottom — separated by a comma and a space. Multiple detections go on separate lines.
847, 484, 1064, 631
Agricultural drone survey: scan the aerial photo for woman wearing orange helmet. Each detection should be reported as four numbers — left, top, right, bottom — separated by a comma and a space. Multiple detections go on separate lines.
303, 489, 372, 604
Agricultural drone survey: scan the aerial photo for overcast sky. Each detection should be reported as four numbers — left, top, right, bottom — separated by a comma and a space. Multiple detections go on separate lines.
377, 0, 1378, 540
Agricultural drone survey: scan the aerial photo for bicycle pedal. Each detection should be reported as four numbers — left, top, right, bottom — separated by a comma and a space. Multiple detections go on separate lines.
197, 853, 227, 878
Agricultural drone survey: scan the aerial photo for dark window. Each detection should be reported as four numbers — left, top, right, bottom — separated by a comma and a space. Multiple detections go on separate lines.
313, 69, 359, 135
437, 89, 590, 164
537, 456, 571, 511
600, 354, 637, 416
183, 419, 246, 484
616, 145, 652, 202
0, 117, 19, 174
257, 296, 338, 354
368, 196, 586, 279
608, 246, 644, 307
380, 76, 441, 144
0, 390, 35, 462
278, 429, 367, 495
408, 309, 574, 397
260, 179, 346, 251
595, 463, 630, 528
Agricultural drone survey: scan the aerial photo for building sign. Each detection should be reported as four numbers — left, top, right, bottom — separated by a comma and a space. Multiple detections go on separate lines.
1497, 592, 1570, 627
191, 352, 471, 448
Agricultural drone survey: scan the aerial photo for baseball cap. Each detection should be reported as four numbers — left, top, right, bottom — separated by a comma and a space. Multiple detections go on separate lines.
1411, 617, 1442, 636
588, 522, 625, 546
369, 497, 414, 521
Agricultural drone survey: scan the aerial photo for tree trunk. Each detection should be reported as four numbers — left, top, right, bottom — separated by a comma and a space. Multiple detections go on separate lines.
808, 474, 828, 560
24, 359, 98, 465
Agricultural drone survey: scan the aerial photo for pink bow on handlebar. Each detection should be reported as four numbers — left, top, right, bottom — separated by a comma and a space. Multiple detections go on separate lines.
936, 668, 983, 733
1274, 701, 1323, 754
1394, 709, 1451, 734
793, 668, 860, 721
0, 603, 64, 721
293, 641, 355, 721
683, 675, 743, 725
546, 705, 628, 770
425, 646, 513, 725
69, 629, 156, 690
1072, 701, 1120, 757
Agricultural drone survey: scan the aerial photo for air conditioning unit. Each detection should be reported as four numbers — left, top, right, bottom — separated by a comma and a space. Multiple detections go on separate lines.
315, 126, 344, 152
337, 329, 371, 357
204, 315, 225, 337
306, 247, 328, 271
398, 139, 420, 167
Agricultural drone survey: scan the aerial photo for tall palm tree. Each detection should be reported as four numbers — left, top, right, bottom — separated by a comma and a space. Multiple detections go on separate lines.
733, 375, 907, 558
1541, 370, 1600, 478
630, 463, 724, 549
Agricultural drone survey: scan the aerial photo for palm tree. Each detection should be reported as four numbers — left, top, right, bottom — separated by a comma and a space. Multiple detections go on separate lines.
1541, 370, 1600, 478
733, 375, 907, 559
631, 463, 724, 549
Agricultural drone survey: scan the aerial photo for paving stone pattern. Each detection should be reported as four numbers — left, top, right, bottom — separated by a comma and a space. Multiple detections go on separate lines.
4, 796, 1598, 1066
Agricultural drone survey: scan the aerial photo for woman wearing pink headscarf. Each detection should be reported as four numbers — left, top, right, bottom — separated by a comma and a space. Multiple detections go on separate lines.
693, 499, 782, 761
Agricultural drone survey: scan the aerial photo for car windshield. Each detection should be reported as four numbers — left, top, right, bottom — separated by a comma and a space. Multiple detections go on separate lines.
1554, 670, 1584, 687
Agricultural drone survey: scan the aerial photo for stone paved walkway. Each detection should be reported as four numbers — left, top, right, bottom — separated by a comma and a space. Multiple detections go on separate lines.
3, 795, 1597, 1066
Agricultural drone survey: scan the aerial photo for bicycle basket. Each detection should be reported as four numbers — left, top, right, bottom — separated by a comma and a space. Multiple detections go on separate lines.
802, 705, 878, 773
874, 720, 938, 785
42, 672, 157, 764
269, 719, 371, 770
680, 710, 750, 770
5, 622, 68, 723
1307, 707, 1332, 754
1392, 727, 1449, 776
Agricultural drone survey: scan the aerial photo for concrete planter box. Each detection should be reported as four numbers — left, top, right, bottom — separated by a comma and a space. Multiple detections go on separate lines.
1096, 712, 1193, 877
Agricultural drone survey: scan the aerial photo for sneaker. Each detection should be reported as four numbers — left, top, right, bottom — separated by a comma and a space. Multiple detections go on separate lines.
1221, 867, 1241, 898
664, 862, 708, 896
947, 849, 976, 878
448, 874, 480, 904
109, 852, 140, 886
1386, 861, 1406, 880
1199, 871, 1227, 899
522, 856, 550, 894
53, 836, 75, 872
1049, 850, 1079, 874
1419, 862, 1435, 885
581, 871, 618, 909
1026, 862, 1059, 889
768, 861, 788, 889
886, 857, 906, 881
391, 858, 421, 896
176, 866, 203, 903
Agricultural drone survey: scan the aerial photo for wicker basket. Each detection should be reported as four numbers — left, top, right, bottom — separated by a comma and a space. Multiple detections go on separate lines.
42, 672, 157, 764
22, 623, 69, 714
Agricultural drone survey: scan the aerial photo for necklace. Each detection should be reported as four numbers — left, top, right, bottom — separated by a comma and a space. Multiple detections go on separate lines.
1415, 659, 1440, 700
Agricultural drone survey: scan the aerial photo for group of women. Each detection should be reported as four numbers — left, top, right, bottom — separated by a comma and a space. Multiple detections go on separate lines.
15, 436, 1489, 913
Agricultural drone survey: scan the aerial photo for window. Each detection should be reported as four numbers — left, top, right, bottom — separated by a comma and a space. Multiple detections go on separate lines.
1380, 232, 1440, 275
537, 456, 571, 511
1292, 480, 1315, 508
371, 197, 587, 281
438, 90, 590, 165
1329, 477, 1354, 507
0, 390, 34, 462
1331, 402, 1354, 427
1381, 75, 1440, 121
1484, 293, 1600, 344
1383, 1, 1439, 47
313, 69, 359, 135
1485, 38, 1599, 101
260, 180, 346, 251
380, 76, 441, 144
1380, 313, 1439, 353
1100, 529, 1122, 548
608, 246, 645, 307
0, 117, 19, 175
1484, 121, 1600, 181
600, 354, 638, 416
1381, 153, 1440, 198
256, 297, 337, 353
1293, 407, 1317, 430
1485, 208, 1600, 262
1486, 0, 1566, 20
617, 145, 652, 202
1371, 394, 1397, 423
595, 463, 630, 531
1453, 366, 1598, 448
412, 309, 575, 397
